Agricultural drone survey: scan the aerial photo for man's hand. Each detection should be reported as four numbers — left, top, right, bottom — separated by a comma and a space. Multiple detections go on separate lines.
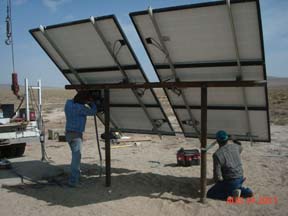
84, 103, 92, 109
214, 176, 223, 183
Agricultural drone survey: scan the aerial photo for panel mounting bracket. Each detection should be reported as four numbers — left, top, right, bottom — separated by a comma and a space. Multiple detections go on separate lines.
153, 119, 167, 128
168, 87, 182, 96
182, 119, 200, 127
135, 88, 146, 97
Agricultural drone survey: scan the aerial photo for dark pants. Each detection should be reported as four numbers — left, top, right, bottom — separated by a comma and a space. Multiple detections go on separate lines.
207, 177, 253, 200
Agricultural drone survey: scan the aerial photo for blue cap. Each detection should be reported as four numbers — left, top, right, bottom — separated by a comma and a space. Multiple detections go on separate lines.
216, 130, 228, 142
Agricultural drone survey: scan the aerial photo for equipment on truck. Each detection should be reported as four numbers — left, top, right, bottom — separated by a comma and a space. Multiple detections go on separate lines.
0, 79, 45, 160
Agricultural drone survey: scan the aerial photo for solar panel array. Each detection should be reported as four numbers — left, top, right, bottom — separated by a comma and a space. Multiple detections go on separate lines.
30, 16, 174, 136
30, 0, 270, 142
130, 0, 270, 141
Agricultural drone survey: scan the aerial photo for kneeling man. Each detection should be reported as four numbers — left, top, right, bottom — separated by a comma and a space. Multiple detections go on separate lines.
207, 130, 253, 200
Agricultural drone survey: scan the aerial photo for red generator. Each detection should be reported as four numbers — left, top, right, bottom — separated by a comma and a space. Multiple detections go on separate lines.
177, 148, 200, 166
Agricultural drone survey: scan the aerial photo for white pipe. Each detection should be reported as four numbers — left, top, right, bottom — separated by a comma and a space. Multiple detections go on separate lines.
90, 16, 95, 24
38, 80, 42, 116
25, 78, 30, 121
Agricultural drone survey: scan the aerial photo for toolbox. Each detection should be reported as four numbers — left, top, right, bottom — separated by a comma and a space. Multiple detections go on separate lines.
177, 148, 200, 166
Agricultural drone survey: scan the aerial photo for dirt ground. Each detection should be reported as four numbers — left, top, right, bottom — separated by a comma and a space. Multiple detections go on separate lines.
0, 85, 287, 216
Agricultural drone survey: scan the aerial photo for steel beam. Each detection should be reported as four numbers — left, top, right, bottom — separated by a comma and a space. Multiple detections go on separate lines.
65, 80, 266, 90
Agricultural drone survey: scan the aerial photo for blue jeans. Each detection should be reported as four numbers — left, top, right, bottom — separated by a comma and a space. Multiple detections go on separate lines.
66, 132, 82, 186
207, 177, 253, 200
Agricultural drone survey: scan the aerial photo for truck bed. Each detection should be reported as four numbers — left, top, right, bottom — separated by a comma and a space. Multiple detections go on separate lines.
0, 122, 28, 132
0, 121, 40, 140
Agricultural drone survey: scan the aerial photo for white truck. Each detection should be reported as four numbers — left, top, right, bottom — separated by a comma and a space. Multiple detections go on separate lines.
0, 79, 45, 159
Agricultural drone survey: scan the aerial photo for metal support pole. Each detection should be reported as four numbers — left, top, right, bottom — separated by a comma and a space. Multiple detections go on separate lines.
38, 80, 46, 161
25, 78, 30, 121
104, 89, 111, 187
200, 85, 207, 203
38, 80, 42, 115
31, 80, 46, 161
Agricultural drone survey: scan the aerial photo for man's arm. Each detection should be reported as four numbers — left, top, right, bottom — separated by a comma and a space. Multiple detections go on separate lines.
213, 154, 223, 182
77, 103, 97, 116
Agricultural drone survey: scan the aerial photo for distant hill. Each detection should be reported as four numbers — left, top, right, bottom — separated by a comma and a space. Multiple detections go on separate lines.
0, 84, 11, 88
268, 76, 288, 87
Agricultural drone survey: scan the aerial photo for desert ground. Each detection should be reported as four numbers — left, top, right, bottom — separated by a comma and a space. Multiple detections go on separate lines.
0, 81, 287, 216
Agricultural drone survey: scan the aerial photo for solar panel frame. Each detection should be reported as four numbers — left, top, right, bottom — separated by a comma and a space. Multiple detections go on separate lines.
30, 15, 175, 136
174, 108, 269, 142
130, 0, 270, 142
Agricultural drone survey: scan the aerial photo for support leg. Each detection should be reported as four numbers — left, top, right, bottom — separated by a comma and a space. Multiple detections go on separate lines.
104, 89, 111, 187
200, 85, 208, 203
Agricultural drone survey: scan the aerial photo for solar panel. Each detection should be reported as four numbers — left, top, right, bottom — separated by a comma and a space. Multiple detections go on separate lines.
30, 15, 174, 135
130, 0, 270, 141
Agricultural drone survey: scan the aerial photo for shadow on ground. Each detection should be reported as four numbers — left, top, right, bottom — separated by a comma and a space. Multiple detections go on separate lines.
1, 160, 214, 207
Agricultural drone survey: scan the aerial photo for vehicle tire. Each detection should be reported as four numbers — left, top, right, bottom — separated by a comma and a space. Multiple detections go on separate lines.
1, 145, 16, 158
14, 144, 26, 157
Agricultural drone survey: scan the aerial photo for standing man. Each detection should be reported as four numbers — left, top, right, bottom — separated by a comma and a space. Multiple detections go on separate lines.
207, 130, 253, 200
65, 91, 97, 187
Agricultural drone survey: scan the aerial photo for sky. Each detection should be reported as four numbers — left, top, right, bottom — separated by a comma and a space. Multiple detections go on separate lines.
0, 0, 287, 87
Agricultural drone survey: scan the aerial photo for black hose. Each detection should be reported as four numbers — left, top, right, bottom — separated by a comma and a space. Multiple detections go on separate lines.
11, 96, 24, 118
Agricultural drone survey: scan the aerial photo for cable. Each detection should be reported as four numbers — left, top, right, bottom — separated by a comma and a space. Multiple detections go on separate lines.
149, 37, 169, 63
11, 96, 24, 118
94, 115, 103, 178
112, 40, 124, 57
5, 0, 16, 73
149, 37, 165, 53
112, 40, 119, 55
